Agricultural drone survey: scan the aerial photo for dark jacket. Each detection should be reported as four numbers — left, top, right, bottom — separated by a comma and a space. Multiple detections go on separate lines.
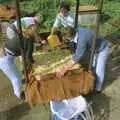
5, 24, 34, 63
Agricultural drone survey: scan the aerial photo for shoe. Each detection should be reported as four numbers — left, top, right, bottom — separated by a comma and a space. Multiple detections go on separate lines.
22, 78, 25, 84
93, 90, 101, 96
20, 91, 26, 100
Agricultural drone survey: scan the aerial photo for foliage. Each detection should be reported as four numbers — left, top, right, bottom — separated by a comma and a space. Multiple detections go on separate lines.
103, 1, 120, 18
0, 0, 14, 4
20, 0, 60, 32
19, 0, 98, 32
0, 0, 11, 4
1, 0, 120, 38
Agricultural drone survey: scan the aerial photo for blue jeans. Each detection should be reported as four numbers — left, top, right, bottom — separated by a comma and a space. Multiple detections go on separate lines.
93, 44, 109, 91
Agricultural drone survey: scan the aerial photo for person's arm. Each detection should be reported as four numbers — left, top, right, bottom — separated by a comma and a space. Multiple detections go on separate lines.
56, 59, 75, 78
72, 38, 87, 63
52, 14, 61, 34
30, 25, 41, 43
56, 31, 87, 78
56, 43, 87, 78
33, 28, 47, 45
24, 25, 38, 66
24, 24, 45, 44
51, 27, 57, 35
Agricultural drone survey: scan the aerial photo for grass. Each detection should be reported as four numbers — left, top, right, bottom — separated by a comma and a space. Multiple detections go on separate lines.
33, 48, 71, 75
1, 0, 120, 120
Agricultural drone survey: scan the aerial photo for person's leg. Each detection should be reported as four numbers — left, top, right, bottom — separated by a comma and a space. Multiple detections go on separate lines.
95, 45, 109, 91
92, 54, 97, 70
0, 54, 22, 98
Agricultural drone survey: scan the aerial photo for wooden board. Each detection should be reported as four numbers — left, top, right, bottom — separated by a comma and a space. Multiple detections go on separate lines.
0, 4, 16, 20
79, 5, 98, 12
72, 5, 99, 14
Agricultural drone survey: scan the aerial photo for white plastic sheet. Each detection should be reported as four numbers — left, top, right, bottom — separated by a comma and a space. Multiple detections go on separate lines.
50, 96, 87, 120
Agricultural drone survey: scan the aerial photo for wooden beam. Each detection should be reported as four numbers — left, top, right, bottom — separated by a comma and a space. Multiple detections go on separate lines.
15, 0, 29, 84
74, 0, 79, 29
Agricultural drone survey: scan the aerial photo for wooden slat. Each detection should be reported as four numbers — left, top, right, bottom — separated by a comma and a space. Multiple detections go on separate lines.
78, 5, 99, 14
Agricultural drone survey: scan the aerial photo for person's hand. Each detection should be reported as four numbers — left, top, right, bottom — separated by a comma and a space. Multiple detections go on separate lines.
35, 74, 41, 81
88, 70, 92, 73
56, 60, 75, 78
41, 40, 47, 45
56, 65, 68, 79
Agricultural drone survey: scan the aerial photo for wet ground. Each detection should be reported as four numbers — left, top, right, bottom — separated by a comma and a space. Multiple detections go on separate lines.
0, 43, 120, 120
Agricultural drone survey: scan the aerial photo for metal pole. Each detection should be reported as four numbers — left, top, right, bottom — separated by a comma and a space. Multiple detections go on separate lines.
74, 0, 79, 29
98, 0, 104, 13
89, 0, 103, 70
89, 13, 100, 70
15, 0, 29, 84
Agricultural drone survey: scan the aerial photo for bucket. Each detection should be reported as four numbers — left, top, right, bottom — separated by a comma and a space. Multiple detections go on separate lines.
50, 96, 87, 120
47, 34, 61, 48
